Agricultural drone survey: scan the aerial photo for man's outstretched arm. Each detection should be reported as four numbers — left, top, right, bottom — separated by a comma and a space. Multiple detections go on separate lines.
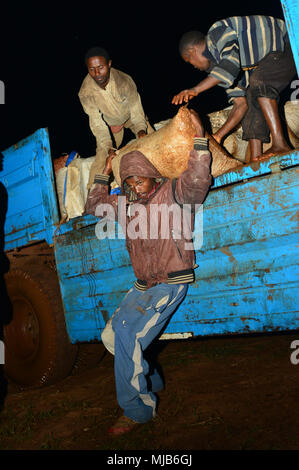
174, 109, 212, 206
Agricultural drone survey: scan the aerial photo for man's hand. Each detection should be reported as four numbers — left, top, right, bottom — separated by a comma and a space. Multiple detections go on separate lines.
172, 77, 221, 106
103, 148, 117, 175
189, 109, 204, 137
172, 87, 199, 105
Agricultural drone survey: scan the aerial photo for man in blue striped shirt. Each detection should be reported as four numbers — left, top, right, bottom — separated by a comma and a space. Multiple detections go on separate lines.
172, 15, 297, 161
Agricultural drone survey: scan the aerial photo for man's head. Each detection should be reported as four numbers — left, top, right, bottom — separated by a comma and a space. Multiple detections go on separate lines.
125, 176, 157, 202
179, 31, 210, 71
119, 150, 163, 202
85, 47, 112, 88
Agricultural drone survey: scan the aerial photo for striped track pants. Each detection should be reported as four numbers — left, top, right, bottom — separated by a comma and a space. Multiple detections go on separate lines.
101, 283, 188, 423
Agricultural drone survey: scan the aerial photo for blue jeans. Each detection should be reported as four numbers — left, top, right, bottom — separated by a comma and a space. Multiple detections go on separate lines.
101, 283, 188, 423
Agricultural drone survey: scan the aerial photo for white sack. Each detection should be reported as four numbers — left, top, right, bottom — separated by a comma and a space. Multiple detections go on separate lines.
56, 156, 95, 221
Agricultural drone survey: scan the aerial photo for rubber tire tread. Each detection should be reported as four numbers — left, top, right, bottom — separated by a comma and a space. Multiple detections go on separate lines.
4, 265, 78, 387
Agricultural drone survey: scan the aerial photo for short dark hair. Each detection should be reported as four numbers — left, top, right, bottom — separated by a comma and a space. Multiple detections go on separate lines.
84, 46, 110, 64
179, 31, 206, 56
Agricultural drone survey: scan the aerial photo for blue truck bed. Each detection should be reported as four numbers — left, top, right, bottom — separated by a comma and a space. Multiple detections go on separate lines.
1, 124, 298, 343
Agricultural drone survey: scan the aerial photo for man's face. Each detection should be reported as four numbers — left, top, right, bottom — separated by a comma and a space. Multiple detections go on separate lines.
87, 56, 112, 88
182, 44, 210, 71
125, 176, 156, 201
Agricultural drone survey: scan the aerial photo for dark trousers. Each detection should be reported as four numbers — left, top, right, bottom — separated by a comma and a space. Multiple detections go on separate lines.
101, 283, 188, 423
242, 41, 297, 143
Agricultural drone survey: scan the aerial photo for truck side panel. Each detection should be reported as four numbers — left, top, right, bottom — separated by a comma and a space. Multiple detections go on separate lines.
54, 220, 134, 342
0, 128, 59, 251
54, 153, 299, 343
281, 0, 299, 73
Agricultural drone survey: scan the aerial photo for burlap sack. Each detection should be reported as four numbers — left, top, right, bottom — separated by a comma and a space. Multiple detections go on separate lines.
53, 154, 69, 175
207, 107, 249, 163
284, 101, 299, 149
111, 107, 240, 186
55, 166, 68, 220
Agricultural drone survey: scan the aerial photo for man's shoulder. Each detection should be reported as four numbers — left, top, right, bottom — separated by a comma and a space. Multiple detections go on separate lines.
111, 67, 136, 88
208, 15, 285, 34
78, 74, 94, 98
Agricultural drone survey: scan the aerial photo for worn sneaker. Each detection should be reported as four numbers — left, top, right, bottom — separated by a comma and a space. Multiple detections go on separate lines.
108, 415, 139, 436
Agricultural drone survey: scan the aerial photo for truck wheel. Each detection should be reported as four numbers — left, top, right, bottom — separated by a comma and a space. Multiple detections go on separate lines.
3, 267, 78, 387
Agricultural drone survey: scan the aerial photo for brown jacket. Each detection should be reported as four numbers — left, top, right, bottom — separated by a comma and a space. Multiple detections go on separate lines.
85, 139, 211, 289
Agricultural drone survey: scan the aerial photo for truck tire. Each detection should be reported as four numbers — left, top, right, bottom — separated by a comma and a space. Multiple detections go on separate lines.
3, 266, 78, 387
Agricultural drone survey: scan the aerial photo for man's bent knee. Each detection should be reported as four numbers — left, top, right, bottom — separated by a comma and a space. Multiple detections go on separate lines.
248, 77, 279, 100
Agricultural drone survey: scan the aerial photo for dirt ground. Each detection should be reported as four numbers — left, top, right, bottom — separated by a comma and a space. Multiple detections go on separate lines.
0, 331, 299, 452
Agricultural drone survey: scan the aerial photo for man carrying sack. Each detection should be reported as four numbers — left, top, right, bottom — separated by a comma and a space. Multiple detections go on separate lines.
84, 109, 211, 435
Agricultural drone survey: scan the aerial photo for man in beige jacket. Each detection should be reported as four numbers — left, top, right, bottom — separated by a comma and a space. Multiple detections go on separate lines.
78, 47, 153, 188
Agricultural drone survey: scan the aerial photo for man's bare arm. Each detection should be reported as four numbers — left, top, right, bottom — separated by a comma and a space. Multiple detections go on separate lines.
172, 76, 221, 105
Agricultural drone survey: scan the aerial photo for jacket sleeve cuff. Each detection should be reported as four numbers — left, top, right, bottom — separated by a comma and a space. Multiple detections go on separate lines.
193, 137, 209, 151
94, 174, 110, 185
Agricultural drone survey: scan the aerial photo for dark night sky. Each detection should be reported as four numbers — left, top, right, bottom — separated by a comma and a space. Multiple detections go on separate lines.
0, 0, 287, 158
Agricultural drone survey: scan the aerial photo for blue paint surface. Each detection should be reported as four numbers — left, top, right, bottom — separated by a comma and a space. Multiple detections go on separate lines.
0, 128, 59, 250
2, 130, 298, 344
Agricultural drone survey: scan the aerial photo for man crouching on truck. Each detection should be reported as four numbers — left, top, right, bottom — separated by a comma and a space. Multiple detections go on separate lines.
85, 109, 211, 436
172, 15, 297, 161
